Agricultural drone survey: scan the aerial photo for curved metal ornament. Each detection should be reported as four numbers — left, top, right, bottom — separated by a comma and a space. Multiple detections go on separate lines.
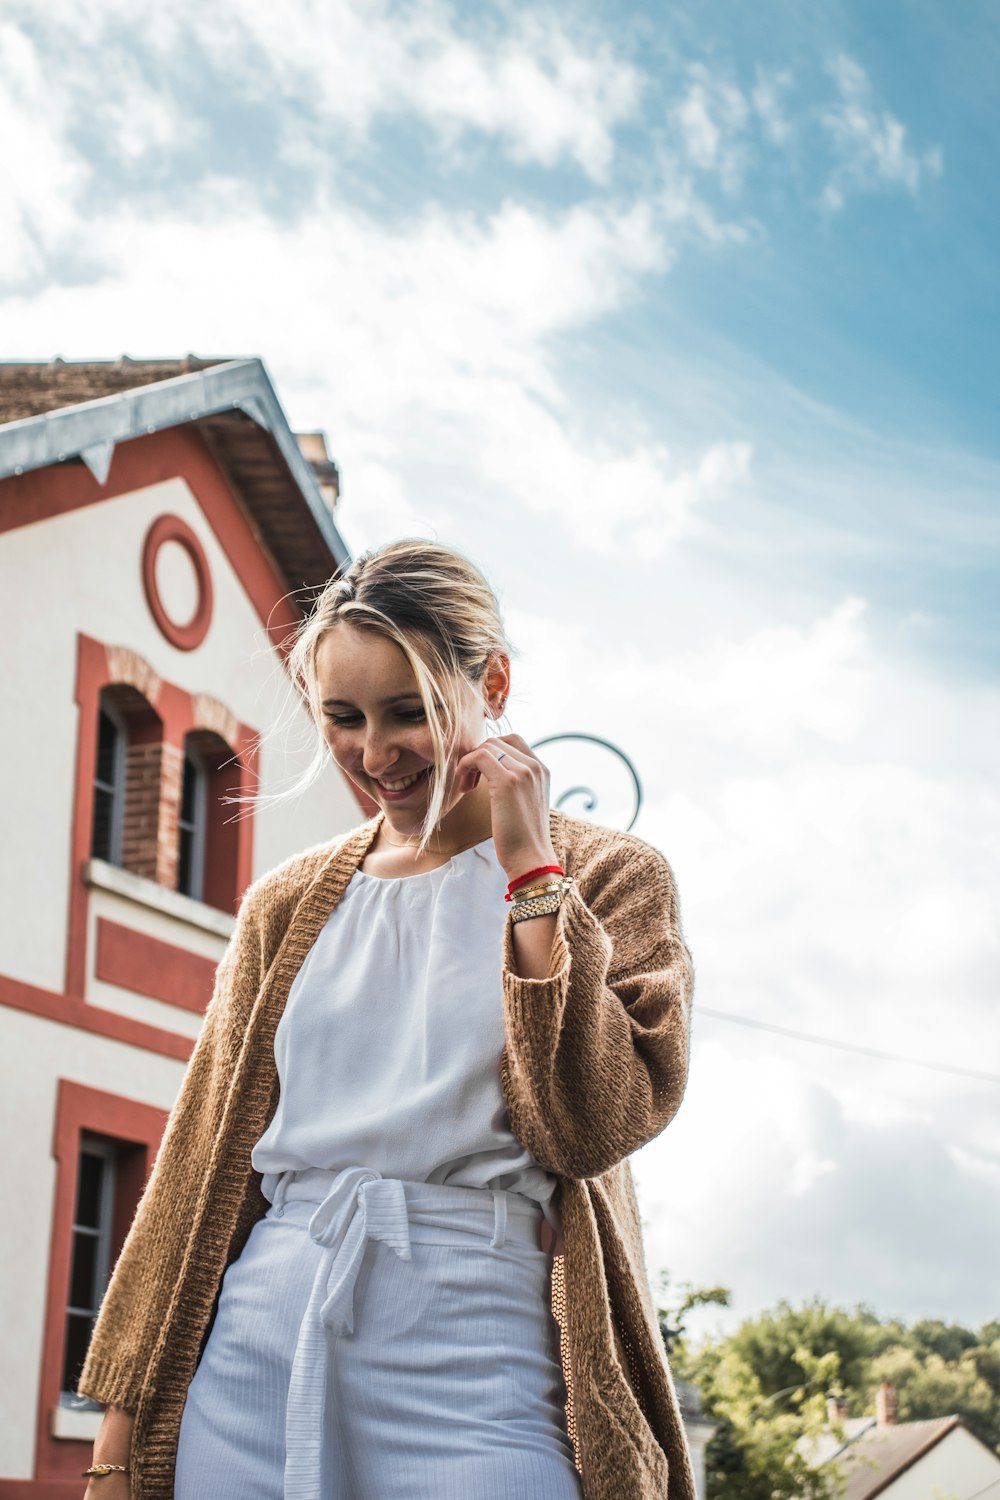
528, 732, 643, 832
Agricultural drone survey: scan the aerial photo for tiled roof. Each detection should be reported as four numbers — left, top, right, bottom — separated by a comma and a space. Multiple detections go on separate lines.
0, 356, 227, 423
0, 357, 349, 593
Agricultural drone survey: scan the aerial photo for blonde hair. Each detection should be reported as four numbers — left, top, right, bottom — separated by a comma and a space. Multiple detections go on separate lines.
284, 539, 517, 854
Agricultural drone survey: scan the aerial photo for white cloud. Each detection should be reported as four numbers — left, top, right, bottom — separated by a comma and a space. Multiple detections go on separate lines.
673, 64, 751, 193
526, 591, 1000, 1332
0, 25, 86, 280
1, 186, 750, 560
820, 52, 943, 209
6, 0, 641, 183
751, 69, 794, 147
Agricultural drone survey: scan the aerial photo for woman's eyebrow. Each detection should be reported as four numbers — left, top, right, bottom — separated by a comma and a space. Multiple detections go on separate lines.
322, 693, 423, 707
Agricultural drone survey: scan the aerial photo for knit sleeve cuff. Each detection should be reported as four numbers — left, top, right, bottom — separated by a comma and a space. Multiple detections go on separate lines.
75, 1355, 143, 1414
501, 879, 613, 999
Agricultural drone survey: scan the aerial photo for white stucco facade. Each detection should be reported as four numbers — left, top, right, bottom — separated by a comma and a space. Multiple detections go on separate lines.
874, 1424, 1000, 1500
0, 442, 360, 1482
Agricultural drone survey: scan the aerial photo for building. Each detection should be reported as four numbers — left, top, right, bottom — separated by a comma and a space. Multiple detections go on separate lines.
799, 1383, 1000, 1499
0, 357, 367, 1496
674, 1379, 718, 1500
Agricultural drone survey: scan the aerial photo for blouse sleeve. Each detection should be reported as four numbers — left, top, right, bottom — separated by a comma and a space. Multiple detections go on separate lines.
498, 838, 693, 1180
75, 881, 268, 1412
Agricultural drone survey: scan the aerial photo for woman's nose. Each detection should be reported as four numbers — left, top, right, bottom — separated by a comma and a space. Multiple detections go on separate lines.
361, 730, 399, 778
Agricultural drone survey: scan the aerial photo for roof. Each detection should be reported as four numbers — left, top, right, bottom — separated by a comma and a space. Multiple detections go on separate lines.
674, 1379, 717, 1429
0, 355, 227, 423
0, 357, 351, 597
818, 1416, 961, 1499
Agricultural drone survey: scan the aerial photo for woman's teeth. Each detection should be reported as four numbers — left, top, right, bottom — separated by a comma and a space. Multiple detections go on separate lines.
379, 767, 428, 791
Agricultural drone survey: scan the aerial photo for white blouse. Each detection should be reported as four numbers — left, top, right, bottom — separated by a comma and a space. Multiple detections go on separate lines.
251, 835, 559, 1226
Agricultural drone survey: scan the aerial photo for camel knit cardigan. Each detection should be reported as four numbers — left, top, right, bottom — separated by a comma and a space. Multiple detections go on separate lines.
78, 807, 697, 1500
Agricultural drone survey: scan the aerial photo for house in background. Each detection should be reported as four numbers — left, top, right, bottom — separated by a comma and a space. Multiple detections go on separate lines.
0, 357, 367, 1497
675, 1378, 718, 1500
800, 1382, 1000, 1499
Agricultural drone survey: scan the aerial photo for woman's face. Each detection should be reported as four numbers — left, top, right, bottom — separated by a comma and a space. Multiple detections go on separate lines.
313, 623, 490, 829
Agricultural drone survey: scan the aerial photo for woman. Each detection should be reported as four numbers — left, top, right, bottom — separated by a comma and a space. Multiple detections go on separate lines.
78, 539, 696, 1500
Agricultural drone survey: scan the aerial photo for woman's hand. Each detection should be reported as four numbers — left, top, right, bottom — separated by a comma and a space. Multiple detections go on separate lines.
455, 733, 558, 882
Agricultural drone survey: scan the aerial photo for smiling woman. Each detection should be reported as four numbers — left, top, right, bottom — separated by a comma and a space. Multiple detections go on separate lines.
75, 539, 697, 1500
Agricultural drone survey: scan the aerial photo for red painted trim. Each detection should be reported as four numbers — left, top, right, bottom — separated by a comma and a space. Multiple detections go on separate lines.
66, 636, 110, 1002
34, 1082, 167, 1484
94, 920, 217, 1015
0, 1483, 86, 1499
141, 512, 213, 651
233, 724, 259, 904
0, 428, 301, 654
66, 632, 256, 1013
0, 424, 369, 815
0, 975, 194, 1061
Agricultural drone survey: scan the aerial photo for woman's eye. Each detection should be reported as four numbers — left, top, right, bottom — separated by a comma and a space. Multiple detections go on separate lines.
325, 710, 426, 725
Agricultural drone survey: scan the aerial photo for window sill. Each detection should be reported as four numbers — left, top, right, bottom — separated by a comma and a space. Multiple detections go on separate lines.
52, 1403, 103, 1440
84, 859, 236, 939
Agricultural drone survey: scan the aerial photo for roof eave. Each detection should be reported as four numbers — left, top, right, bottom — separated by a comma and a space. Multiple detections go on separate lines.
0, 357, 350, 574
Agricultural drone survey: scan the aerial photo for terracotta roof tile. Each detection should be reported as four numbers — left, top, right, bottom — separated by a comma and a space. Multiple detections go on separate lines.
0, 357, 229, 424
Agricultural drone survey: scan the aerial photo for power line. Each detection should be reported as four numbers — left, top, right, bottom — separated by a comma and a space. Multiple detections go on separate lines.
964, 1476, 1000, 1500
695, 1006, 1000, 1084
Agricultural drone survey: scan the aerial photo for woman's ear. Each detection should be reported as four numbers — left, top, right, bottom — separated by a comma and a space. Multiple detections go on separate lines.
484, 651, 511, 718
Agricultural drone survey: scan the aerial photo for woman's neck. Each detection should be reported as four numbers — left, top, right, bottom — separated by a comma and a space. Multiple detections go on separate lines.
377, 779, 493, 854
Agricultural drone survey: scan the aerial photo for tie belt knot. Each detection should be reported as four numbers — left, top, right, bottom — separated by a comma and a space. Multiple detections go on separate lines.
308, 1167, 412, 1336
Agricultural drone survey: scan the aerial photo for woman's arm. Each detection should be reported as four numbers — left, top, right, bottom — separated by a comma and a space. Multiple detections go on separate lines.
499, 838, 693, 1180
83, 1406, 134, 1500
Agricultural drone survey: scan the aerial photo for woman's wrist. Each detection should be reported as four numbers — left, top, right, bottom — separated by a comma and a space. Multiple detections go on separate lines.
92, 1405, 134, 1468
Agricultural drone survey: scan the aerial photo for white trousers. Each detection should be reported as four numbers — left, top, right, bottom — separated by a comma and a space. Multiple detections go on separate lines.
174, 1166, 583, 1499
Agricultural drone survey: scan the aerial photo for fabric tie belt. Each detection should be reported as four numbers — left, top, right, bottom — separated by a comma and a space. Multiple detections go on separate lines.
264, 1164, 537, 1500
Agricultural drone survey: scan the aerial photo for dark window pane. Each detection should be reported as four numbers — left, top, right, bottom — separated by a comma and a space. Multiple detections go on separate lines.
95, 710, 118, 787
91, 787, 113, 860
181, 756, 198, 824
178, 825, 193, 895
70, 1230, 99, 1311
63, 1311, 95, 1394
75, 1152, 104, 1229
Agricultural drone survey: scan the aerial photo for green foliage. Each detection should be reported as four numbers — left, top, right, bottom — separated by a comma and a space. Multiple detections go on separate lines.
869, 1344, 1000, 1452
657, 1283, 1000, 1500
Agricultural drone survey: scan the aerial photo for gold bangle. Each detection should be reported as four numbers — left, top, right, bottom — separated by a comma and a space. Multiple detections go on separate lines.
82, 1464, 129, 1478
510, 880, 565, 902
511, 876, 573, 902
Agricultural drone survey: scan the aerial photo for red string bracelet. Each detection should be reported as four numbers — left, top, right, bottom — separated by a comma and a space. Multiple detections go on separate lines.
505, 864, 565, 901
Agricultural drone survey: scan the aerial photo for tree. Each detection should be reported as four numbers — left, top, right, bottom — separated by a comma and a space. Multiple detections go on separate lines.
658, 1287, 1000, 1500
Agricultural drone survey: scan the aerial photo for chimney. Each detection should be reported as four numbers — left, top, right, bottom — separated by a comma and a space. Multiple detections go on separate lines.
296, 431, 340, 514
827, 1394, 850, 1424
875, 1381, 898, 1426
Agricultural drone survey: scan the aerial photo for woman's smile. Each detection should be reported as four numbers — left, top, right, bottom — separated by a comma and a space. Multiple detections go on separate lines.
373, 764, 432, 800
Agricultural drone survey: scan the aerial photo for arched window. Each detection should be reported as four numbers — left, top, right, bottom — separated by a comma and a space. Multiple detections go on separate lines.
177, 730, 241, 913
89, 686, 163, 880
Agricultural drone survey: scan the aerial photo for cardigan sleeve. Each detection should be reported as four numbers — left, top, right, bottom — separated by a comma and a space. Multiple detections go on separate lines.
498, 836, 693, 1180
75, 881, 268, 1413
